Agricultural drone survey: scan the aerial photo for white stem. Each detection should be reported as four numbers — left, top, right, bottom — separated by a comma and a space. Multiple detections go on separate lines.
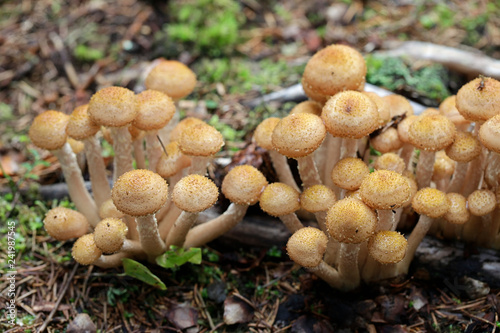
337, 243, 360, 290
132, 138, 147, 170
279, 213, 304, 233
269, 150, 300, 192
447, 162, 468, 193
111, 126, 133, 182
188, 156, 211, 176
166, 211, 199, 248
396, 215, 433, 275
415, 150, 435, 189
340, 138, 358, 160
84, 136, 111, 209
145, 132, 162, 172
136, 215, 166, 258
308, 261, 342, 289
54, 143, 100, 227
296, 155, 322, 189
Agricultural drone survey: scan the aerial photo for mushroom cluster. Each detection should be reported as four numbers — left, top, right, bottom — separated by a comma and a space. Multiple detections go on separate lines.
33, 60, 267, 268
253, 44, 500, 290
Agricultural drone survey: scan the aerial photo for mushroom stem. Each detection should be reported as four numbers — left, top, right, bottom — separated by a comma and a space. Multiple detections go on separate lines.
460, 148, 488, 197
308, 261, 342, 289
340, 138, 358, 159
166, 211, 199, 248
83, 136, 111, 208
296, 155, 322, 188
446, 162, 468, 193
396, 215, 433, 275
136, 215, 166, 258
183, 203, 248, 248
279, 213, 305, 233
188, 156, 211, 176
377, 209, 395, 231
111, 127, 134, 182
132, 138, 147, 170
158, 205, 183, 239
124, 215, 139, 241
415, 150, 435, 189
145, 132, 162, 172
54, 143, 100, 226
269, 150, 300, 192
93, 248, 147, 268
337, 243, 361, 290
322, 135, 342, 190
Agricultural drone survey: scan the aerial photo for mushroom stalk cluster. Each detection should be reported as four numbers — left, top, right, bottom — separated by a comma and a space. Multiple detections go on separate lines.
35, 60, 267, 268
253, 44, 500, 290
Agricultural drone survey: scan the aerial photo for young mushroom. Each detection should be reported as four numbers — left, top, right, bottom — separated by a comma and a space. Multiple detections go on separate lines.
259, 183, 304, 233
44, 207, 90, 241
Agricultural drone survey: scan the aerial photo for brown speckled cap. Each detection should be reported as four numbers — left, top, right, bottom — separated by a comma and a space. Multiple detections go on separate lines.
368, 231, 407, 264
287, 227, 328, 268
359, 170, 411, 210
412, 188, 449, 218
66, 104, 100, 140
221, 165, 268, 205
444, 193, 469, 224
44, 207, 89, 241
408, 114, 456, 151
468, 189, 496, 217
253, 117, 280, 150
300, 185, 336, 213
134, 89, 175, 131
29, 110, 69, 150
479, 114, 500, 153
445, 131, 481, 162
93, 218, 128, 254
259, 183, 300, 217
156, 141, 191, 178
72, 234, 102, 265
331, 157, 370, 191
456, 77, 500, 122
88, 86, 137, 127
112, 169, 169, 216
144, 60, 197, 100
178, 123, 224, 157
172, 174, 219, 213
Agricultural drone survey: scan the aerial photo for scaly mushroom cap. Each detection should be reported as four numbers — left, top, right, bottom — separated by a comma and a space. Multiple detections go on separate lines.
397, 115, 418, 144
99, 198, 125, 219
363, 91, 391, 127
68, 138, 85, 154
302, 44, 366, 104
467, 189, 496, 217
172, 174, 219, 213
29, 110, 70, 150
112, 169, 169, 216
271, 113, 326, 158
156, 141, 192, 178
384, 94, 414, 118
444, 193, 469, 225
72, 234, 102, 265
287, 227, 328, 268
88, 86, 137, 127
359, 170, 411, 210
289, 100, 323, 116
169, 117, 205, 143
412, 188, 449, 218
300, 185, 336, 213
421, 108, 441, 117
456, 77, 500, 122
144, 59, 197, 100
326, 197, 377, 244
93, 218, 128, 254
370, 127, 404, 154
439, 95, 469, 128
368, 231, 407, 264
178, 123, 224, 157
221, 165, 268, 205
331, 157, 370, 191
445, 131, 481, 162
321, 90, 379, 139
44, 207, 90, 241
253, 117, 280, 150
408, 114, 456, 151
432, 151, 455, 181
259, 183, 300, 217
479, 114, 500, 153
66, 104, 100, 140
133, 90, 175, 131
374, 153, 406, 174
402, 171, 418, 207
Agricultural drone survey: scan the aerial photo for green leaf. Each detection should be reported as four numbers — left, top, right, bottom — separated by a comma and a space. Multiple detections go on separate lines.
122, 258, 167, 290
156, 246, 202, 269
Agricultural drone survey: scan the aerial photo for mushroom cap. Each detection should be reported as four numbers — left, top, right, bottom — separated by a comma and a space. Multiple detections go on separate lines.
302, 44, 366, 104
445, 131, 481, 162
253, 117, 280, 150
29, 110, 69, 150
368, 231, 407, 264
94, 218, 128, 254
359, 170, 411, 210
300, 185, 336, 213
456, 77, 500, 122
88, 86, 137, 127
66, 104, 100, 140
479, 114, 500, 153
68, 138, 85, 154
397, 115, 418, 144
439, 95, 470, 128
221, 165, 268, 205
331, 157, 370, 191
259, 183, 300, 217
467, 189, 496, 216
133, 89, 176, 131
289, 100, 323, 116
44, 207, 90, 241
99, 198, 125, 219
432, 151, 455, 180
156, 141, 192, 178
287, 227, 328, 268
72, 234, 102, 265
326, 197, 377, 244
169, 117, 205, 142
112, 169, 169, 216
370, 127, 404, 154
272, 113, 326, 158
444, 193, 469, 224
408, 114, 456, 151
172, 174, 219, 213
144, 59, 197, 100
412, 188, 449, 218
402, 171, 418, 207
178, 123, 224, 157
321, 90, 379, 139
374, 153, 406, 174
363, 91, 391, 127
384, 94, 414, 118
